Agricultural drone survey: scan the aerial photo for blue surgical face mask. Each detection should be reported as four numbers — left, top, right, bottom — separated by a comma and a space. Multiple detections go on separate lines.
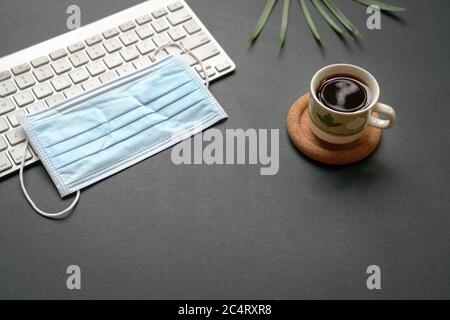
19, 50, 227, 219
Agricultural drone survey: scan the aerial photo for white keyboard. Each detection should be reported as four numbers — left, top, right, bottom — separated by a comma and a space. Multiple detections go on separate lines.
0, 0, 235, 178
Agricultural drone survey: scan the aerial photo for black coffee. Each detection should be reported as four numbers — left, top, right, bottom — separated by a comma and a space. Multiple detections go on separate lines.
317, 75, 372, 112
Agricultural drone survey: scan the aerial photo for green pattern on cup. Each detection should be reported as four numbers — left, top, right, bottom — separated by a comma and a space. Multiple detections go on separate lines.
316, 113, 342, 128
310, 101, 368, 136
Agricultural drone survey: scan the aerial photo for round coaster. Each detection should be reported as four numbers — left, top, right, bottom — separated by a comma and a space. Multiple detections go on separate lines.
286, 94, 382, 165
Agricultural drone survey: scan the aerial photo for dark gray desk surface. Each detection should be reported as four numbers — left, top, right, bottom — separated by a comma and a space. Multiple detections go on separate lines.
1, 0, 449, 300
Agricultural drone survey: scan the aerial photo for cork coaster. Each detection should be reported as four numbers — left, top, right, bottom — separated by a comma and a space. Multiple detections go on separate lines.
286, 94, 382, 165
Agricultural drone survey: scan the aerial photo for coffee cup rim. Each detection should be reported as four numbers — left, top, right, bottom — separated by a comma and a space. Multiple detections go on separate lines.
310, 64, 380, 115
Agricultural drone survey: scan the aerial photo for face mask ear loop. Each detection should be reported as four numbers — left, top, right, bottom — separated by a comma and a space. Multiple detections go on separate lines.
153, 43, 210, 88
19, 141, 80, 219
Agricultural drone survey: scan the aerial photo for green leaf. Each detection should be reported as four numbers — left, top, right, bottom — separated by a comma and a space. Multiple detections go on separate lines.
250, 0, 278, 43
317, 113, 332, 127
311, 0, 346, 36
317, 113, 324, 122
299, 0, 322, 44
322, 114, 334, 127
317, 113, 342, 128
352, 0, 406, 12
280, 0, 291, 47
328, 121, 343, 127
323, 0, 362, 38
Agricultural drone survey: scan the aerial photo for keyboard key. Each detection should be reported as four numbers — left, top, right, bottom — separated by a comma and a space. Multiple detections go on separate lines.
6, 127, 26, 145
45, 94, 65, 107
152, 33, 171, 47
136, 39, 156, 55
26, 101, 46, 114
33, 65, 54, 82
136, 25, 154, 40
0, 152, 12, 173
68, 69, 89, 84
14, 72, 36, 90
49, 48, 68, 60
168, 1, 184, 12
183, 20, 201, 35
0, 80, 17, 98
0, 98, 16, 115
196, 65, 216, 79
81, 78, 101, 91
215, 61, 232, 72
135, 14, 152, 25
9, 143, 32, 165
51, 75, 72, 92
182, 32, 210, 50
86, 44, 106, 60
99, 71, 119, 84
12, 63, 31, 76
68, 41, 86, 53
85, 34, 103, 46
182, 53, 198, 66
7, 109, 26, 127
195, 64, 211, 72
31, 56, 50, 68
103, 53, 123, 69
120, 31, 139, 47
13, 90, 35, 107
0, 136, 7, 150
152, 19, 170, 33
152, 8, 168, 19
102, 27, 120, 39
154, 50, 169, 60
86, 61, 106, 76
0, 117, 9, 133
116, 64, 136, 77
168, 26, 186, 41
120, 48, 139, 62
33, 83, 53, 99
166, 45, 183, 55
133, 56, 152, 70
51, 58, 72, 75
103, 37, 123, 53
63, 85, 83, 99
167, 9, 192, 26
192, 43, 220, 61
69, 51, 90, 67
0, 71, 11, 82
119, 21, 136, 32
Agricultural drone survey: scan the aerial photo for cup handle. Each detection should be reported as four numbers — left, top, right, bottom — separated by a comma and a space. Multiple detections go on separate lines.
367, 102, 396, 129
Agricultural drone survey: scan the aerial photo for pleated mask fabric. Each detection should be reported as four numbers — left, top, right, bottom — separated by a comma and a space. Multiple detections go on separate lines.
20, 54, 228, 198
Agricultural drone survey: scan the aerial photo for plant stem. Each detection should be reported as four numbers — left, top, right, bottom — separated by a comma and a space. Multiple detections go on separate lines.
323, 0, 362, 38
352, 0, 406, 11
299, 0, 322, 44
311, 0, 346, 36
280, 0, 291, 46
250, 0, 278, 43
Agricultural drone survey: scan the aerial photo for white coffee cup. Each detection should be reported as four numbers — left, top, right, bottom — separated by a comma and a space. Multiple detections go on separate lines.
309, 64, 396, 144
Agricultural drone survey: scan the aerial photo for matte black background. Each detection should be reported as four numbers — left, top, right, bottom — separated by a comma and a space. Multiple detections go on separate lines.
0, 0, 449, 299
